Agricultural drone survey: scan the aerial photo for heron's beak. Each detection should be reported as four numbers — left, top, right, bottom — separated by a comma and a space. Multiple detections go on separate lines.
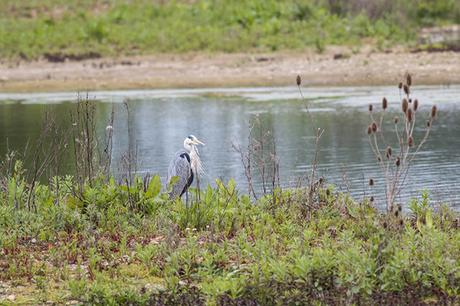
194, 138, 205, 146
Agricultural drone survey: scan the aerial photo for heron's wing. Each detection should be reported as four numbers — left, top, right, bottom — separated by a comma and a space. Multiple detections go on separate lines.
167, 151, 193, 199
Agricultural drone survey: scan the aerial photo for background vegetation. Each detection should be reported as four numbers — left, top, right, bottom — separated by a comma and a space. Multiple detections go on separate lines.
1, 0, 459, 60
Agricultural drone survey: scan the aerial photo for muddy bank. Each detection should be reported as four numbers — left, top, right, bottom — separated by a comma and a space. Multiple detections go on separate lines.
0, 48, 459, 92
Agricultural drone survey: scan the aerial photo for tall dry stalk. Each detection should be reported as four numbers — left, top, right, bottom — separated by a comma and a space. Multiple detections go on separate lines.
232, 116, 280, 200
119, 100, 138, 187
367, 73, 437, 212
297, 75, 324, 208
25, 111, 69, 210
71, 93, 115, 190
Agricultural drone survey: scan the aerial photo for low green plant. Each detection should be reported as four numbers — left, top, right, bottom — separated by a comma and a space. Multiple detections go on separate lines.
0, 165, 459, 304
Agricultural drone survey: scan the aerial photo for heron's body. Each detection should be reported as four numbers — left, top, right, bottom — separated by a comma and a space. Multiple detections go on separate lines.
167, 135, 204, 201
167, 150, 194, 198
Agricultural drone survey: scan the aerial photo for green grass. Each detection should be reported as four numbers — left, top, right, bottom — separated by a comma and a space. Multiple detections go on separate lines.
0, 167, 459, 304
0, 0, 459, 60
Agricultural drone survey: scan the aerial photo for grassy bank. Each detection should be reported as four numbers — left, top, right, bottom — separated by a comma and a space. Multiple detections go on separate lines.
0, 171, 459, 304
1, 0, 459, 60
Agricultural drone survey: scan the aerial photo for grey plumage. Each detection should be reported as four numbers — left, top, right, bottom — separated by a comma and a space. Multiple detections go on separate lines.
167, 135, 205, 202
167, 150, 193, 199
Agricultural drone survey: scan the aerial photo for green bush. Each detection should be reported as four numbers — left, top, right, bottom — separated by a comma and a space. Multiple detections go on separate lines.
0, 0, 459, 60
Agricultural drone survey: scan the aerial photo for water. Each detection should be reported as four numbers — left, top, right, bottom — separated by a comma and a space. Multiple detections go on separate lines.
0, 85, 459, 210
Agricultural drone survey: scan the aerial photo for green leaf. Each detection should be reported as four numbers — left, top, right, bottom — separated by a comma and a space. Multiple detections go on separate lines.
425, 209, 433, 228
146, 175, 162, 198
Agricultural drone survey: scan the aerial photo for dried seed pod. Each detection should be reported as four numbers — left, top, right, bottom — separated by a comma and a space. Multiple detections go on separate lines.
367, 125, 372, 135
395, 156, 401, 167
403, 84, 409, 95
431, 105, 437, 118
386, 146, 392, 159
408, 136, 414, 147
382, 97, 388, 110
370, 196, 374, 202
394, 116, 399, 124
406, 73, 412, 86
399, 219, 404, 226
296, 75, 301, 86
383, 221, 387, 228
377, 156, 381, 162
372, 122, 378, 133
413, 99, 418, 111
402, 98, 408, 113
395, 210, 399, 217
369, 104, 373, 112
369, 178, 374, 186
398, 82, 403, 89
397, 204, 402, 212
426, 120, 431, 128
407, 108, 413, 122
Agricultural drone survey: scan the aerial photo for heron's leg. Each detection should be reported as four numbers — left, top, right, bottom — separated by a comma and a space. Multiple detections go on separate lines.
196, 176, 201, 202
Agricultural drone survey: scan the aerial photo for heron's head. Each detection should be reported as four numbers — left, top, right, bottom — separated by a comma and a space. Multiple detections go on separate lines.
184, 135, 205, 151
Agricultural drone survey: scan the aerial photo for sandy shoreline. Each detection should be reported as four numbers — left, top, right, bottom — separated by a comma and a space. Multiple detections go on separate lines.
0, 48, 459, 92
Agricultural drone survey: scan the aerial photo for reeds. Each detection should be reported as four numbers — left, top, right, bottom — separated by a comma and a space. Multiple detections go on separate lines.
297, 75, 325, 209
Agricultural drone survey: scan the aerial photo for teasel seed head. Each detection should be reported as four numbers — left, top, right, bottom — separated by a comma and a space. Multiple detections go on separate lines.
296, 75, 301, 86
431, 105, 437, 118
403, 84, 409, 95
386, 146, 392, 159
406, 73, 412, 86
398, 82, 403, 89
371, 122, 378, 133
369, 178, 374, 186
382, 97, 388, 110
408, 136, 414, 147
402, 98, 408, 113
369, 104, 373, 112
395, 156, 401, 167
367, 125, 372, 135
407, 108, 413, 122
413, 99, 419, 111
394, 116, 399, 124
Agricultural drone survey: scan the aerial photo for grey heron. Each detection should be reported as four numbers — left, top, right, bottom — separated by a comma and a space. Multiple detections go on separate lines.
167, 135, 205, 202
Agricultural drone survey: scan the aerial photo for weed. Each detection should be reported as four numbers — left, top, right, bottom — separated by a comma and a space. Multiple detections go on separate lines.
367, 74, 437, 212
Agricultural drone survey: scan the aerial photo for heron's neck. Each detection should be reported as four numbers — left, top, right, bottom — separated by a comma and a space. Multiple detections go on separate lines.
189, 146, 203, 175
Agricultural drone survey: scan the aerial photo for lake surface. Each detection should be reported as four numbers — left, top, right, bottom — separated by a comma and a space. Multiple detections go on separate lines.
0, 85, 459, 210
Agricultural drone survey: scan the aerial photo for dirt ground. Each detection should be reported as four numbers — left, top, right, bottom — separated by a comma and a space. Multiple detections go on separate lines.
0, 47, 459, 92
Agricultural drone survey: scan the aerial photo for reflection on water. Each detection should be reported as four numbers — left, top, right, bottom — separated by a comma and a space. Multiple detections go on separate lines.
0, 86, 459, 210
